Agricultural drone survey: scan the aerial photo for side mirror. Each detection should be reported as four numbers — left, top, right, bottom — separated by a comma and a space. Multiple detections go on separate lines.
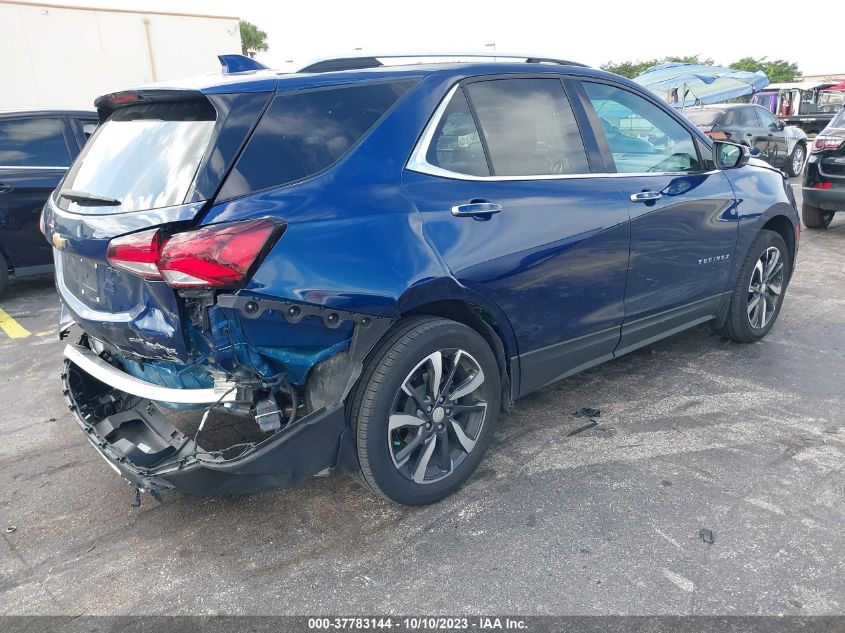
713, 141, 750, 169
777, 120, 786, 131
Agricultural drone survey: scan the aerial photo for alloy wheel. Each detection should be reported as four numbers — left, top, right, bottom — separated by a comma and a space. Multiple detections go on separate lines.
747, 246, 784, 329
792, 145, 805, 175
388, 348, 488, 484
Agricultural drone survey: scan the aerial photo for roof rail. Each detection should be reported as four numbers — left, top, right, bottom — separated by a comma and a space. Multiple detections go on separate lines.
297, 53, 587, 74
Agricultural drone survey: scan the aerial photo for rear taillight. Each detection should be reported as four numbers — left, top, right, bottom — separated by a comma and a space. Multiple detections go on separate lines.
811, 182, 833, 189
106, 218, 285, 288
811, 136, 845, 153
107, 228, 164, 279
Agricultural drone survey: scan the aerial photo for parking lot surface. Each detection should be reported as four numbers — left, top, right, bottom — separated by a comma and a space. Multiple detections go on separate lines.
0, 185, 843, 615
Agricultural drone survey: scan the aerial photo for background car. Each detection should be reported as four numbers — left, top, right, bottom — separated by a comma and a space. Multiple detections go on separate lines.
802, 107, 845, 229
0, 108, 97, 294
684, 103, 807, 177
44, 55, 799, 507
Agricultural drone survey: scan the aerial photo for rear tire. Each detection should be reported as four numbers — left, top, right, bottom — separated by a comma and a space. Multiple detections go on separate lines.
349, 316, 501, 505
0, 252, 8, 296
787, 143, 805, 177
802, 202, 834, 230
718, 230, 789, 343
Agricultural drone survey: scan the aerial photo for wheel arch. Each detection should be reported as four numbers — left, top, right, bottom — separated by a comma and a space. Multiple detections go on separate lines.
760, 214, 797, 279
401, 298, 518, 407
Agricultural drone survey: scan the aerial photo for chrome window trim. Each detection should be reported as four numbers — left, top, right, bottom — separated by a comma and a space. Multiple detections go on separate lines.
0, 165, 68, 170
405, 82, 715, 182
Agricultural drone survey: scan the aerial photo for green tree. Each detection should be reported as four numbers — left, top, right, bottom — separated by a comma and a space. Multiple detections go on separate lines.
729, 57, 800, 83
601, 55, 715, 79
239, 20, 268, 58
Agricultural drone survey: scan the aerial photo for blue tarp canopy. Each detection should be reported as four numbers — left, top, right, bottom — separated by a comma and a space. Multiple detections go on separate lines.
634, 62, 769, 107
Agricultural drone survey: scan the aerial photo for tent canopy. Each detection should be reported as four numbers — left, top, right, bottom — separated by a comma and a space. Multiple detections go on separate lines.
634, 62, 769, 107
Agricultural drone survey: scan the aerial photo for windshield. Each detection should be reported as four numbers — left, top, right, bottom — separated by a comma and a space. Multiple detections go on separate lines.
683, 109, 725, 126
58, 100, 216, 214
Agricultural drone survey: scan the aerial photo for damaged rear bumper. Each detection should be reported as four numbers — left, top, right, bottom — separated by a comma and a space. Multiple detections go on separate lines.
61, 332, 368, 495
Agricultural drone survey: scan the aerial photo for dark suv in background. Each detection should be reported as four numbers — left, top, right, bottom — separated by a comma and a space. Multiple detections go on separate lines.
0, 109, 97, 294
684, 103, 807, 177
802, 107, 845, 229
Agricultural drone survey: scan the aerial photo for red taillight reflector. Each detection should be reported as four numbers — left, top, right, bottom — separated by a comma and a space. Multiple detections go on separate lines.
811, 136, 845, 153
106, 228, 165, 279
811, 182, 833, 189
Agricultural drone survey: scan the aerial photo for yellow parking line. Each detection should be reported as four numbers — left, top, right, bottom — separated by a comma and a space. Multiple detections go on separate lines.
0, 308, 31, 339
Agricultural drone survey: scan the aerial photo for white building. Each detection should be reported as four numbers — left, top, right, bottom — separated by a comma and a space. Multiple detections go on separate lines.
0, 0, 242, 110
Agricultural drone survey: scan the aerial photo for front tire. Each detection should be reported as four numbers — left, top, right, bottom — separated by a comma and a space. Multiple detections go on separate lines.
802, 202, 834, 230
349, 316, 501, 505
718, 230, 789, 343
787, 143, 805, 177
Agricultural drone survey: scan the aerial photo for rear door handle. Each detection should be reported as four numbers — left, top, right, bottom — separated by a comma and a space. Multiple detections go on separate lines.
0, 182, 12, 194
629, 191, 662, 203
451, 201, 503, 217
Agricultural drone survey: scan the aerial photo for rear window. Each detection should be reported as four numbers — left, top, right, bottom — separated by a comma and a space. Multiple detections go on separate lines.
683, 109, 724, 127
58, 100, 216, 213
0, 117, 71, 167
219, 79, 417, 198
827, 108, 845, 129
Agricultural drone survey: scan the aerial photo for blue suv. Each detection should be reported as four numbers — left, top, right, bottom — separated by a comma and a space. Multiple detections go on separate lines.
44, 55, 799, 506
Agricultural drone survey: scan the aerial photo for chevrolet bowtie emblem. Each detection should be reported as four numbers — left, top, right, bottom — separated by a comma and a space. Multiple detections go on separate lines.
52, 233, 68, 250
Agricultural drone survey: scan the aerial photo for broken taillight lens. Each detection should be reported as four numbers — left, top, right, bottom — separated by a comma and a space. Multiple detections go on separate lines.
106, 218, 285, 288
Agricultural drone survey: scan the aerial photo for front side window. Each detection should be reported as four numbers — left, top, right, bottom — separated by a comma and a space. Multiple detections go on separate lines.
466, 78, 589, 177
0, 117, 70, 167
756, 107, 780, 131
740, 107, 760, 127
581, 81, 701, 174
59, 100, 216, 213
221, 79, 418, 198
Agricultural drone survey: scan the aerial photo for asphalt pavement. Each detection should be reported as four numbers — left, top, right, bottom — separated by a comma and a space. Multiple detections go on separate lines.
0, 183, 842, 615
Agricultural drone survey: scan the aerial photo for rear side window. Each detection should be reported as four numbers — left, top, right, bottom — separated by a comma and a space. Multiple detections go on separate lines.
425, 88, 489, 176
466, 78, 589, 176
220, 79, 418, 198
59, 100, 216, 213
0, 117, 71, 167
683, 110, 724, 127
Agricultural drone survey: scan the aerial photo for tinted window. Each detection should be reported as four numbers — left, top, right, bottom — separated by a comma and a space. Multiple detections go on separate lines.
59, 101, 216, 213
684, 109, 724, 126
425, 88, 489, 176
466, 78, 589, 176
829, 108, 845, 129
0, 117, 70, 167
740, 107, 759, 127
722, 110, 738, 126
221, 79, 417, 197
756, 107, 780, 130
582, 82, 701, 173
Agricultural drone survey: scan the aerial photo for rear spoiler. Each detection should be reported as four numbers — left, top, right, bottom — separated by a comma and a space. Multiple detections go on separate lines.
94, 89, 209, 119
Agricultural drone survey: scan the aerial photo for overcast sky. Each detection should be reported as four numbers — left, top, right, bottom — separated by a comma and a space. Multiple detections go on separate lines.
28, 0, 839, 76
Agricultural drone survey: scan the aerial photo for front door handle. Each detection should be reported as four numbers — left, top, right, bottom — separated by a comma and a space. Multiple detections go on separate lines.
0, 182, 12, 194
630, 190, 662, 203
451, 201, 503, 217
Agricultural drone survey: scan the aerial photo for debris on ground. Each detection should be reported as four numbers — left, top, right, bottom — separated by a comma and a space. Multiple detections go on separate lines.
573, 407, 601, 419
567, 420, 599, 436
5, 526, 17, 533
699, 528, 716, 544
